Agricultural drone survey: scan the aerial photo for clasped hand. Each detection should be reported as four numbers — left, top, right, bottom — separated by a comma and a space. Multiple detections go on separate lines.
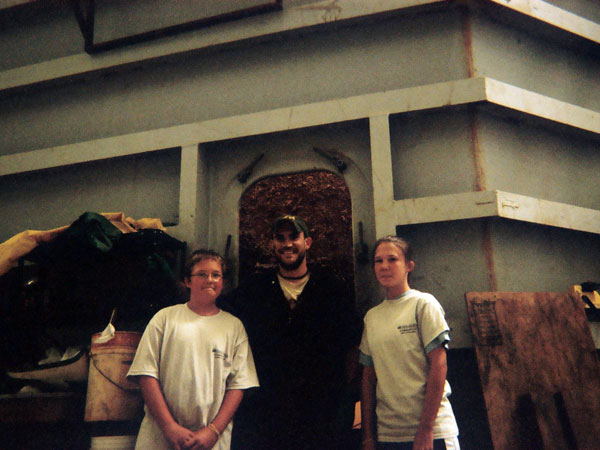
165, 423, 218, 450
181, 426, 218, 450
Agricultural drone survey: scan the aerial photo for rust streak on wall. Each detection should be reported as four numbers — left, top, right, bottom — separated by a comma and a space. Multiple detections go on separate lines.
469, 108, 486, 192
481, 219, 498, 292
463, 9, 495, 289
461, 6, 475, 79
463, 7, 486, 193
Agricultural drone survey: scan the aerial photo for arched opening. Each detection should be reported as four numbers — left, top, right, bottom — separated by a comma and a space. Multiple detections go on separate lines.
239, 170, 354, 289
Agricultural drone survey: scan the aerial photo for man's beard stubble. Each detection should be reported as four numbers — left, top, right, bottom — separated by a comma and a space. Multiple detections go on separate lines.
276, 249, 306, 271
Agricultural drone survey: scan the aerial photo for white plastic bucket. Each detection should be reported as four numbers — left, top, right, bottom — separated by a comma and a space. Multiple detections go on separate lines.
90, 435, 136, 450
84, 331, 143, 422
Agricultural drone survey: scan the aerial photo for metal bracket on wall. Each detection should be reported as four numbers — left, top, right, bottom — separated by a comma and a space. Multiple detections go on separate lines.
313, 147, 347, 173
72, 0, 95, 51
71, 0, 283, 55
237, 154, 265, 184
223, 234, 234, 278
356, 221, 369, 265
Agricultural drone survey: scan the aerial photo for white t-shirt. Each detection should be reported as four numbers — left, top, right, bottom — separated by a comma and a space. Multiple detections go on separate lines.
127, 304, 259, 450
359, 289, 458, 442
277, 273, 310, 308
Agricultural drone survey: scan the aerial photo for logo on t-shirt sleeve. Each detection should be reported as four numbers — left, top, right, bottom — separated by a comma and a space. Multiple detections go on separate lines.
397, 323, 417, 334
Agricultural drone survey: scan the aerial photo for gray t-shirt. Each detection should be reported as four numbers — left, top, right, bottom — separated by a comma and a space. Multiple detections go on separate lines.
359, 289, 458, 442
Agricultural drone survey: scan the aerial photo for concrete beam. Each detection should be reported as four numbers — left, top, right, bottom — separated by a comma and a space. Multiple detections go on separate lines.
394, 190, 600, 235
488, 0, 600, 43
485, 78, 600, 135
369, 114, 396, 238
2, 77, 598, 177
0, 77, 489, 175
167, 144, 199, 244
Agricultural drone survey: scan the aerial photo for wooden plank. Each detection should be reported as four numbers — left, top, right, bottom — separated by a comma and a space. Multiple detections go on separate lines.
465, 292, 600, 450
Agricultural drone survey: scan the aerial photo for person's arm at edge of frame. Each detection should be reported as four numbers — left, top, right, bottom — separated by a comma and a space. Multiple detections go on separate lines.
346, 346, 360, 385
413, 346, 448, 450
361, 365, 378, 450
187, 388, 245, 450
348, 310, 364, 387
334, 273, 363, 386
138, 375, 195, 450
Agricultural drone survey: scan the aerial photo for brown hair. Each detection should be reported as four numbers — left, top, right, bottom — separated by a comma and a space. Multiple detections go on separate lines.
372, 235, 413, 264
184, 249, 226, 279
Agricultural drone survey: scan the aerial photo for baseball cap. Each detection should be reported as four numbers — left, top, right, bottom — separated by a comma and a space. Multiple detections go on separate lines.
271, 215, 310, 237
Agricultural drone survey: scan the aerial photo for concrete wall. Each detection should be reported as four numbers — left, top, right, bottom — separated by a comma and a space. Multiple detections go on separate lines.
545, 0, 600, 23
389, 103, 600, 346
479, 110, 600, 209
1, 9, 468, 155
396, 216, 600, 348
0, 148, 181, 240
0, 2, 598, 351
471, 12, 600, 111
1, 3, 598, 447
0, 4, 81, 70
390, 109, 478, 199
202, 120, 379, 314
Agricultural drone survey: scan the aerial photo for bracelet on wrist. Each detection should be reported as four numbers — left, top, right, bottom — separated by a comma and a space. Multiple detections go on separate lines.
208, 423, 221, 440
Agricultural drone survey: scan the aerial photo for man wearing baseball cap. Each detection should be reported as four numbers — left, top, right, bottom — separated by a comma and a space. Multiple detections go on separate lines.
220, 215, 361, 450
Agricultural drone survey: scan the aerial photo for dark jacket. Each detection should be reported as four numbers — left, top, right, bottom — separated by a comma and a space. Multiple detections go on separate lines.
218, 266, 362, 449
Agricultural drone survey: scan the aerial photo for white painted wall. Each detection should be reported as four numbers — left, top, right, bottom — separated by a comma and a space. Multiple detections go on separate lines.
0, 2, 598, 349
0, 9, 468, 155
479, 110, 600, 209
492, 218, 600, 292
390, 109, 478, 199
0, 148, 181, 241
0, 4, 82, 70
545, 0, 600, 23
388, 105, 600, 346
471, 12, 600, 111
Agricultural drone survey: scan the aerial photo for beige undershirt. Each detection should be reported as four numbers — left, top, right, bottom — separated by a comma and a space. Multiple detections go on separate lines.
277, 273, 310, 309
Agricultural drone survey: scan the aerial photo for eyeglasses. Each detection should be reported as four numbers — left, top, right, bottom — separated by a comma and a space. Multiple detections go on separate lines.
190, 272, 223, 281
